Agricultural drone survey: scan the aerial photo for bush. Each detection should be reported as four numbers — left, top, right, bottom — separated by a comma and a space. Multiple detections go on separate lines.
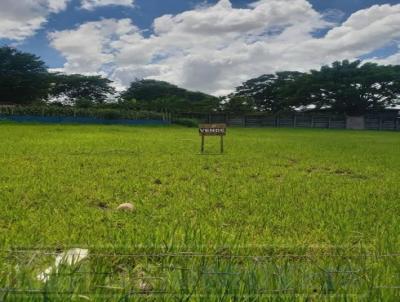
95, 109, 122, 120
0, 105, 165, 121
75, 98, 94, 109
173, 118, 198, 127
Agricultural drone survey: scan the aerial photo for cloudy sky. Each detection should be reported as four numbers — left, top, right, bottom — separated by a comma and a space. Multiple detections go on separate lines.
1, 0, 399, 95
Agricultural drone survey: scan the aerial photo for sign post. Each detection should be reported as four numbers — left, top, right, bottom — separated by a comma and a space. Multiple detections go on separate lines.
199, 123, 227, 154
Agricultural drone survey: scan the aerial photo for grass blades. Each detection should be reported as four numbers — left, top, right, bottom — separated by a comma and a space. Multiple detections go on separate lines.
0, 123, 399, 300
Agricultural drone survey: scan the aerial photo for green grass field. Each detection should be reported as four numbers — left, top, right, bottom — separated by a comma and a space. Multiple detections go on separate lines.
0, 123, 399, 301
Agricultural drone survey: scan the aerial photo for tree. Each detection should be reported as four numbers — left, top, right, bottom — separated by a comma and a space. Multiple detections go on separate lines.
286, 60, 400, 116
120, 79, 219, 112
50, 74, 115, 105
0, 46, 50, 104
185, 91, 220, 113
117, 98, 139, 110
121, 79, 186, 103
220, 95, 255, 114
234, 71, 304, 113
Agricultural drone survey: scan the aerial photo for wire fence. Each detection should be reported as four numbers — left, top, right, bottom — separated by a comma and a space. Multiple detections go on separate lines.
0, 289, 384, 297
2, 249, 400, 259
2, 249, 400, 298
0, 288, 399, 297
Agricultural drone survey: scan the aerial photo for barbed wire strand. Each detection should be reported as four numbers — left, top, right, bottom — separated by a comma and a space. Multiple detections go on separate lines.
0, 288, 398, 296
1, 250, 400, 259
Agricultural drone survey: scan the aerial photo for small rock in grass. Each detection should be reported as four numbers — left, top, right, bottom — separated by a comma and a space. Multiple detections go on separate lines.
154, 179, 162, 185
117, 203, 135, 212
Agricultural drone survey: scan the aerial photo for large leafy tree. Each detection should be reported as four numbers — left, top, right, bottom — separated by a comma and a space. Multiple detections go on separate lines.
234, 71, 304, 113
50, 74, 115, 105
0, 46, 50, 104
286, 60, 400, 115
120, 79, 219, 112
121, 79, 186, 102
220, 95, 255, 114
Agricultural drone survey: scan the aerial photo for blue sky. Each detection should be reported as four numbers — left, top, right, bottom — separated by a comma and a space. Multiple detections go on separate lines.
4, 0, 204, 67
1, 0, 400, 94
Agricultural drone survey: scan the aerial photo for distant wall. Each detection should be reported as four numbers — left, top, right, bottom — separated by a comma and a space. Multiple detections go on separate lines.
177, 113, 400, 131
346, 116, 365, 130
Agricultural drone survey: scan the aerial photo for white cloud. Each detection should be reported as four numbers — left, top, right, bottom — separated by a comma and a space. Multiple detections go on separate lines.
49, 0, 400, 95
49, 19, 139, 74
296, 4, 400, 63
377, 53, 400, 66
0, 0, 69, 41
48, 0, 70, 12
370, 44, 400, 66
81, 0, 135, 10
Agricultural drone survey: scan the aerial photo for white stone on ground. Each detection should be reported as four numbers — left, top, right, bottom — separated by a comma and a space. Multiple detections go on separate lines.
37, 248, 89, 282
117, 203, 135, 212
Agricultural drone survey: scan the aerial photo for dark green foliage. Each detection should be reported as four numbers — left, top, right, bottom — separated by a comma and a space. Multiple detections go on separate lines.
95, 109, 124, 120
0, 105, 164, 120
2, 45, 399, 116
234, 71, 304, 113
172, 118, 198, 127
285, 60, 400, 115
49, 73, 116, 105
75, 98, 95, 108
116, 98, 139, 110
220, 95, 255, 114
0, 46, 50, 104
120, 79, 219, 112
121, 79, 186, 102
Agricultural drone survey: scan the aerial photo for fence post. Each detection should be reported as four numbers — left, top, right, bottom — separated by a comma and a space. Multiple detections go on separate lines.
379, 117, 382, 130
276, 116, 280, 128
328, 116, 331, 129
311, 116, 314, 128
293, 115, 297, 128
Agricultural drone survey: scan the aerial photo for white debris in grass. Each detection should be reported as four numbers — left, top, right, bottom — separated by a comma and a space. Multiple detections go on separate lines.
37, 248, 89, 282
117, 203, 135, 212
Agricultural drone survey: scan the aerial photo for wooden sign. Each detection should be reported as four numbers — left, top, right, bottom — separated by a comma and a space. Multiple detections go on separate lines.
199, 124, 227, 153
199, 123, 227, 136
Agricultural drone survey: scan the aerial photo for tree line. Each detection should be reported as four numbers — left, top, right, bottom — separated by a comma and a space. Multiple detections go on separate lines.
1, 46, 399, 116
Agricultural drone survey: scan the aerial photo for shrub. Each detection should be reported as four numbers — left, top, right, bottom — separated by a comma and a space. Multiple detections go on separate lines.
0, 106, 165, 121
173, 118, 198, 127
95, 109, 122, 120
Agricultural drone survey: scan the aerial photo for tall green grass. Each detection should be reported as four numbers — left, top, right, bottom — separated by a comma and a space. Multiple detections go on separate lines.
0, 123, 399, 300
